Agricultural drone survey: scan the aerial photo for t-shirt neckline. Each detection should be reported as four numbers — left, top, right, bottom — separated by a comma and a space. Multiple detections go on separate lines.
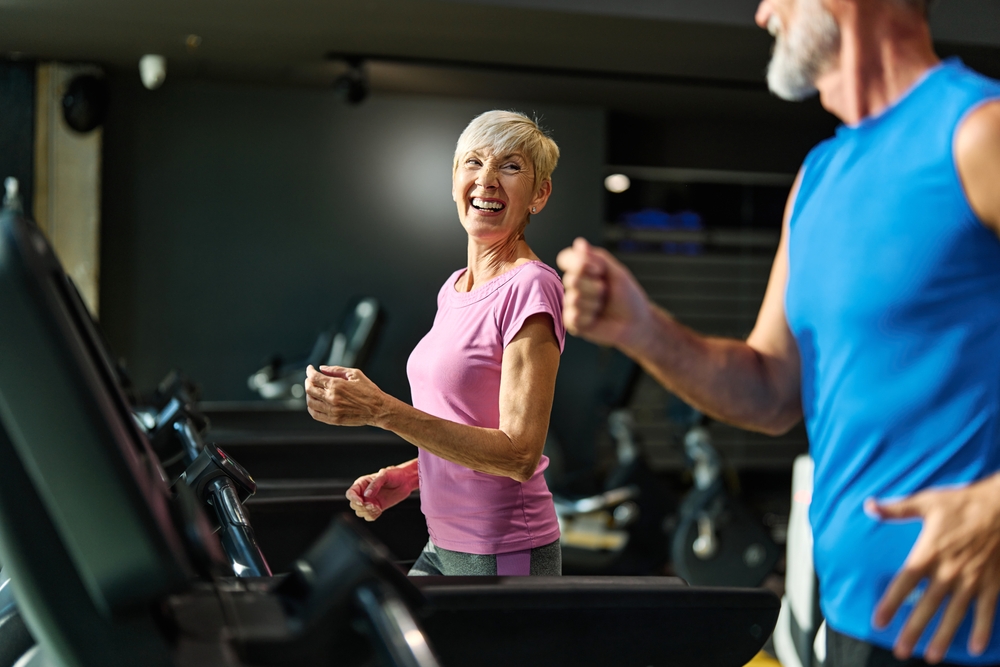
449, 260, 553, 307
838, 58, 955, 135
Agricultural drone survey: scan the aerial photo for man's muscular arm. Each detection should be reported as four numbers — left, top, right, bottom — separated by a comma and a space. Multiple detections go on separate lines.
557, 173, 804, 436
870, 100, 1000, 664
955, 99, 1000, 236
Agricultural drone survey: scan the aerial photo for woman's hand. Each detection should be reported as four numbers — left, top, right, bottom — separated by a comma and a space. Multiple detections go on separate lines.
304, 365, 391, 427
345, 461, 419, 522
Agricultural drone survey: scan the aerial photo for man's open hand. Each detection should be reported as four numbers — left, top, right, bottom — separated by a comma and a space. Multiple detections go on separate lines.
870, 475, 1000, 663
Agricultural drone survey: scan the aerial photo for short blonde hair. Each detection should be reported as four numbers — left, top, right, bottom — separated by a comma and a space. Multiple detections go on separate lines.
453, 110, 560, 186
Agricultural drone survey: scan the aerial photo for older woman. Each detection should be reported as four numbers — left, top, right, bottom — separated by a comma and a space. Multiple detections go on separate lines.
304, 110, 564, 576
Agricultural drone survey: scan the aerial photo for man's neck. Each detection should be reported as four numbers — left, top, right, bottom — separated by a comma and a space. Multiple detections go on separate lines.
816, 3, 940, 125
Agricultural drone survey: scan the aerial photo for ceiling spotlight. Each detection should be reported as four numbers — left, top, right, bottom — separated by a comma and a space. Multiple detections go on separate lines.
333, 58, 369, 105
139, 54, 167, 90
604, 174, 631, 193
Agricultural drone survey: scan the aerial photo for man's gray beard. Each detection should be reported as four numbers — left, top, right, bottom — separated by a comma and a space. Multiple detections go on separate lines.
766, 0, 841, 101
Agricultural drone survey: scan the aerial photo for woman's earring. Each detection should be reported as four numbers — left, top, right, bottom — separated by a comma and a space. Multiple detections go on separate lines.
532, 207, 537, 213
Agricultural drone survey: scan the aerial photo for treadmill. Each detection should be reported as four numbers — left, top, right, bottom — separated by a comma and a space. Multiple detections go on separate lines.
0, 205, 779, 667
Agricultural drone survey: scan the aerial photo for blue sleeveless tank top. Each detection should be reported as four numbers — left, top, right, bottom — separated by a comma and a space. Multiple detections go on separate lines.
785, 59, 1000, 662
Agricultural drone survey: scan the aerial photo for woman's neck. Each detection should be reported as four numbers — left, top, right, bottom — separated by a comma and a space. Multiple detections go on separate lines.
460, 234, 537, 292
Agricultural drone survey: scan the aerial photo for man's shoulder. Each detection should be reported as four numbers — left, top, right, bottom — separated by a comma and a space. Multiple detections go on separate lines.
955, 99, 1000, 235
957, 98, 1000, 137
944, 59, 1000, 93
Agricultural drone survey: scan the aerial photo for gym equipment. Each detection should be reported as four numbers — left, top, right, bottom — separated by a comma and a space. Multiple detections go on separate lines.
552, 354, 679, 575
553, 353, 779, 586
554, 407, 678, 574
0, 201, 436, 667
135, 381, 272, 577
0, 203, 779, 667
672, 417, 781, 587
773, 455, 826, 667
199, 404, 428, 572
179, 444, 271, 577
0, 568, 32, 667
248, 296, 383, 402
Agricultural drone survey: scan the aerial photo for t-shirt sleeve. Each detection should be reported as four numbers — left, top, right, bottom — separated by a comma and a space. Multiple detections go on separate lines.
497, 265, 566, 353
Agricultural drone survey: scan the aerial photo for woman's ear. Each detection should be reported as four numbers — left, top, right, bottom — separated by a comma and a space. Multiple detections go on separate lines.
529, 179, 553, 215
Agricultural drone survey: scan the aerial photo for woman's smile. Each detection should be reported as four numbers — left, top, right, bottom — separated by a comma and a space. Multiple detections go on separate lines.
470, 197, 507, 215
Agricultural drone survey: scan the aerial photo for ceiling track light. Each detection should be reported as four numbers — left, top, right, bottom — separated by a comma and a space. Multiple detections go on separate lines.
325, 51, 767, 92
333, 57, 369, 105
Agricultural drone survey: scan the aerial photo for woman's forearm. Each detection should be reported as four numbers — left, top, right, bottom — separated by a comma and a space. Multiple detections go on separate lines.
390, 457, 421, 493
375, 396, 541, 483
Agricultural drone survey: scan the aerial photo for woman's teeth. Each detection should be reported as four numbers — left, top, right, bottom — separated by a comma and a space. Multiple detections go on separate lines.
472, 198, 505, 212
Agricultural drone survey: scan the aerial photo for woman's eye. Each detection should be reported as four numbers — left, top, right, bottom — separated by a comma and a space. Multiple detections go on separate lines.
503, 163, 521, 171
466, 159, 481, 167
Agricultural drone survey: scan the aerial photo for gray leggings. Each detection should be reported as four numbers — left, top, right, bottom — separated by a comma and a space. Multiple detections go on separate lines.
408, 539, 562, 576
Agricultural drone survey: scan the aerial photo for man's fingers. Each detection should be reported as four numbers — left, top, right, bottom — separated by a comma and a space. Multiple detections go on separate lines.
576, 239, 608, 277
867, 495, 924, 521
563, 300, 598, 334
970, 586, 1000, 655
926, 587, 975, 663
893, 579, 949, 660
556, 245, 580, 274
876, 565, 927, 628
565, 271, 607, 299
557, 238, 606, 279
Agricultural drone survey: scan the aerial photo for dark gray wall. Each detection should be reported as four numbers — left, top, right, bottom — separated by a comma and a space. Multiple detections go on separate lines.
99, 74, 606, 463
0, 61, 34, 217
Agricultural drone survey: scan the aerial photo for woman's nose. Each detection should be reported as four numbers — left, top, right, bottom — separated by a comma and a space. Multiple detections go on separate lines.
476, 165, 499, 188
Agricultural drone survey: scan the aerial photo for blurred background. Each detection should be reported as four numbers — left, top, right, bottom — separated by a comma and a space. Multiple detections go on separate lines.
2, 0, 1000, 581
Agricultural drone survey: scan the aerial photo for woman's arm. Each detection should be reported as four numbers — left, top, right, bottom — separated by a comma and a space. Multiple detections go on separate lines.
304, 313, 560, 483
345, 458, 419, 522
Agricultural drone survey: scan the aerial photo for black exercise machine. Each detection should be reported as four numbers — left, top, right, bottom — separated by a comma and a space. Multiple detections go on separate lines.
247, 295, 383, 402
552, 354, 780, 586
0, 202, 778, 667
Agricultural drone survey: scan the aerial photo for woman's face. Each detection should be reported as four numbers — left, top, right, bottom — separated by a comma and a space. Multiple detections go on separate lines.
452, 147, 551, 243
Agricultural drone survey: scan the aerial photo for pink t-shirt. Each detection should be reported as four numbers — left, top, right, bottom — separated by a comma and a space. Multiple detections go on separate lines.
406, 261, 565, 554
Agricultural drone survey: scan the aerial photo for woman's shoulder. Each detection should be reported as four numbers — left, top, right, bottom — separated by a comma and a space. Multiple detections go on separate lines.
497, 260, 564, 308
507, 260, 561, 289
495, 260, 566, 350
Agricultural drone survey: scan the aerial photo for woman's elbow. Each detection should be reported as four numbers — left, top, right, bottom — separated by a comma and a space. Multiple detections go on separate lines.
507, 446, 543, 483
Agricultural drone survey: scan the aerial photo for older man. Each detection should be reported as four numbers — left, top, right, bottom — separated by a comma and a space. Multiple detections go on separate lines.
558, 1, 1000, 665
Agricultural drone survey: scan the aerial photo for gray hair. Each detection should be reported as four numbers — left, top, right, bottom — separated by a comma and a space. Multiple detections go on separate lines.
453, 110, 560, 186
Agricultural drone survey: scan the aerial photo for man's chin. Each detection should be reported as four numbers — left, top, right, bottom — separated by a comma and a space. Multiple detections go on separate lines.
768, 77, 819, 102
767, 56, 820, 101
